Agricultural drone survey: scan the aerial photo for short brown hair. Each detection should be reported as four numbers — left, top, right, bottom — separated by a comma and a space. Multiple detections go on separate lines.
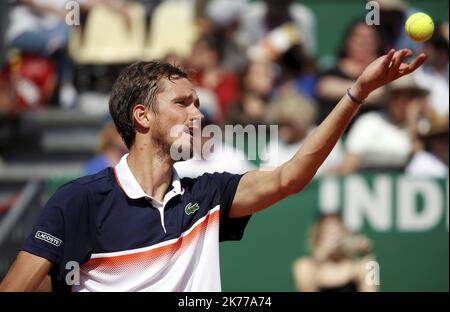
109, 60, 188, 149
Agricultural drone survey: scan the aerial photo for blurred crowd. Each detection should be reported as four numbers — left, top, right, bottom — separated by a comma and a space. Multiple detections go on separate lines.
0, 0, 448, 178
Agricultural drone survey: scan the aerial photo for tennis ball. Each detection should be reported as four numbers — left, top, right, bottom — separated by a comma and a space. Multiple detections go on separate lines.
405, 13, 434, 42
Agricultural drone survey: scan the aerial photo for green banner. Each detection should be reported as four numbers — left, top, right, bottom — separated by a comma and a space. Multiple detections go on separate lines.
220, 173, 449, 291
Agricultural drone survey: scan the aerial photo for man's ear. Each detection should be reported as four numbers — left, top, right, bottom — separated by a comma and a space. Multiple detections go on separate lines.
132, 104, 152, 129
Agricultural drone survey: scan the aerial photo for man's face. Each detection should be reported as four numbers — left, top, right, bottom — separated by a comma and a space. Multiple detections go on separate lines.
150, 77, 203, 161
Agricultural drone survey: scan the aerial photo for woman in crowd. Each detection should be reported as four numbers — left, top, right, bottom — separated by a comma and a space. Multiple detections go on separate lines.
293, 213, 377, 292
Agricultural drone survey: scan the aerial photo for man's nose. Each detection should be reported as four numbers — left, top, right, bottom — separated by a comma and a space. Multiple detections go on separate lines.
191, 106, 204, 122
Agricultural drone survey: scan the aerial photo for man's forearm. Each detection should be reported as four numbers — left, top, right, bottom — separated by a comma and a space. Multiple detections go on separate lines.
279, 85, 364, 195
0, 251, 52, 292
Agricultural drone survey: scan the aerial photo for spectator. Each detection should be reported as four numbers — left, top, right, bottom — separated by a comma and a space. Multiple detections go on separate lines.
406, 111, 449, 178
84, 122, 128, 175
377, 0, 423, 54
236, 0, 316, 55
277, 44, 317, 100
188, 34, 240, 116
6, 0, 77, 108
413, 22, 449, 116
316, 20, 385, 124
293, 213, 377, 292
338, 75, 429, 174
261, 90, 344, 174
200, 0, 248, 73
227, 59, 277, 125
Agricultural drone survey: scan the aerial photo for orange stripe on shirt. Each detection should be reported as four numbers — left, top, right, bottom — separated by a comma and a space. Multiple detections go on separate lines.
83, 209, 220, 268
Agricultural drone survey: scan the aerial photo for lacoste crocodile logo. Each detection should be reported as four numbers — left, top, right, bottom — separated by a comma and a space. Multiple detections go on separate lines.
185, 202, 200, 215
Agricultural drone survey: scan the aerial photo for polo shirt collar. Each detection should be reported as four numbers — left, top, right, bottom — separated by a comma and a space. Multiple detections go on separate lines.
114, 153, 183, 201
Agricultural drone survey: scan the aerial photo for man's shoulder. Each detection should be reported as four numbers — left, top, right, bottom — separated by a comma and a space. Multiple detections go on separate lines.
45, 168, 115, 215
180, 173, 213, 190
57, 167, 115, 196
74, 167, 114, 185
181, 171, 242, 192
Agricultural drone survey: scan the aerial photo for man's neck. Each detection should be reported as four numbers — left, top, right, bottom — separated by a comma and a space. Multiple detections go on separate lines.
126, 146, 174, 203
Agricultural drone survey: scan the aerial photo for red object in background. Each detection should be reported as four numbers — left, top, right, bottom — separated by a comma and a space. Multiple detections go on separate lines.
213, 72, 239, 114
0, 193, 19, 214
191, 70, 239, 115
0, 54, 57, 110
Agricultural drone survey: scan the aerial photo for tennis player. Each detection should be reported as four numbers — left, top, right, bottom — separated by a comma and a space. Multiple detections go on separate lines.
0, 49, 426, 291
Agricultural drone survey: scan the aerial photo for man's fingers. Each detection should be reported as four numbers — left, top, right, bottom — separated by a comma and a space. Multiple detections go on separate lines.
391, 49, 412, 71
389, 50, 404, 71
382, 49, 395, 69
407, 53, 428, 73
399, 53, 428, 75
382, 49, 395, 68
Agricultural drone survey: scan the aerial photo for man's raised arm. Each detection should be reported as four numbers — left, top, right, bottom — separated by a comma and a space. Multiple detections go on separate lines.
230, 49, 427, 218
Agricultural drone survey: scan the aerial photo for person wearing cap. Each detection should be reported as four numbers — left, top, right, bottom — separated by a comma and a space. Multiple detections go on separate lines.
406, 111, 449, 177
413, 22, 449, 116
338, 75, 429, 173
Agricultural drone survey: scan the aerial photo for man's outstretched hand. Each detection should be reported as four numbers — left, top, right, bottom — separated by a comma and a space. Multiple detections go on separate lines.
351, 49, 427, 101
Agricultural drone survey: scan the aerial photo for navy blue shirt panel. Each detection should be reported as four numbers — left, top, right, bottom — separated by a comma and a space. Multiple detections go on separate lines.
22, 180, 96, 281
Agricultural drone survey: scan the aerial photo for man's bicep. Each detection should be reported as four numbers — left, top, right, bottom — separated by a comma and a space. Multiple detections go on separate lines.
229, 168, 285, 218
0, 251, 53, 292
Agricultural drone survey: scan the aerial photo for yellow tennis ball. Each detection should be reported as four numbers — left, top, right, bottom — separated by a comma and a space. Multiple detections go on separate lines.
405, 13, 435, 42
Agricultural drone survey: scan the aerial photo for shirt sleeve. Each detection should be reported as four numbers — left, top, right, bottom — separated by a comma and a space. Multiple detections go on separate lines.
209, 172, 252, 242
21, 181, 94, 282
